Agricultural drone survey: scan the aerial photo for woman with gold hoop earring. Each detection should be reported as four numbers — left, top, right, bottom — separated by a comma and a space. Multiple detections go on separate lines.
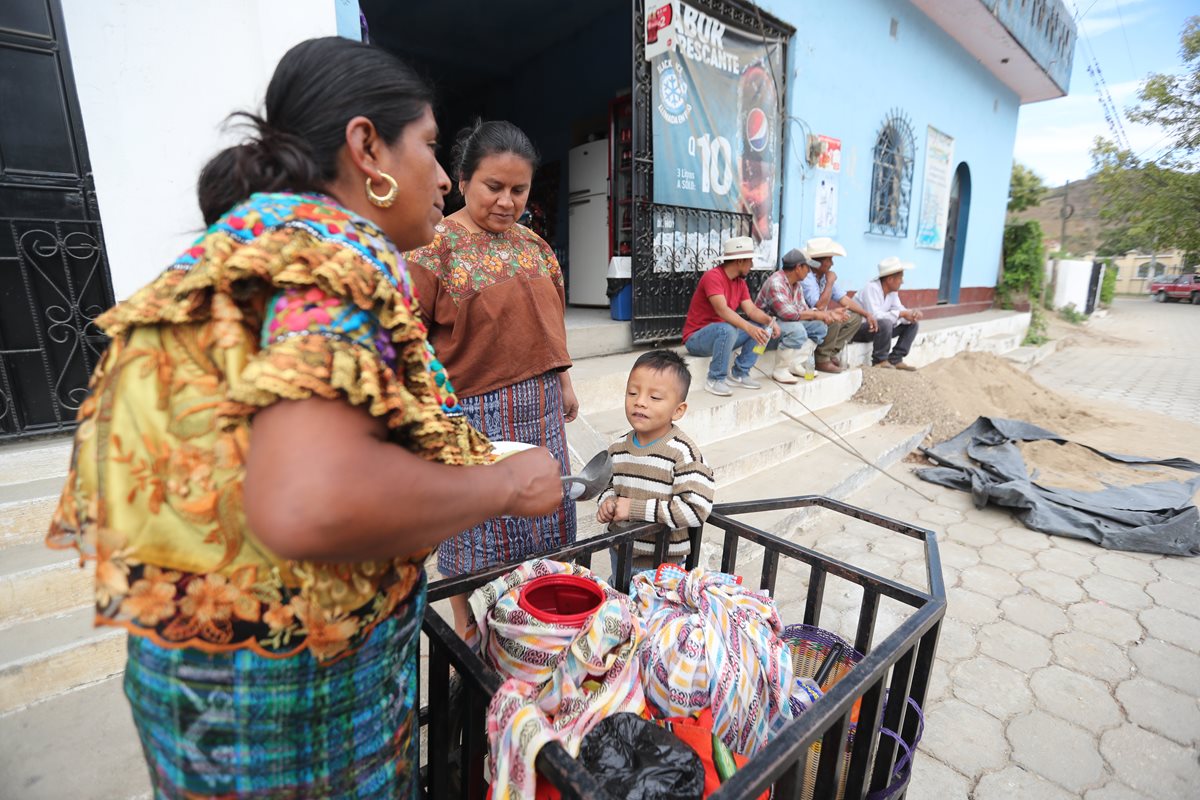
45, 39, 563, 798
406, 119, 578, 638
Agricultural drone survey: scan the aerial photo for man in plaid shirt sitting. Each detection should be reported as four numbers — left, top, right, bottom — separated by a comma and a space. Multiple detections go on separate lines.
753, 248, 840, 384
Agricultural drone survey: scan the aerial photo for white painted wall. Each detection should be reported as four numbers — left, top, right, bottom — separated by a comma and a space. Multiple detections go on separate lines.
62, 0, 338, 300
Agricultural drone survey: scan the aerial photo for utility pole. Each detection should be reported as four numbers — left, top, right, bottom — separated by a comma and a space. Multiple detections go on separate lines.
1059, 180, 1073, 255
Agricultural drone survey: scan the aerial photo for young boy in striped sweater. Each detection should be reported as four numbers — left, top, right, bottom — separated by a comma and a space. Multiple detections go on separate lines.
598, 350, 716, 574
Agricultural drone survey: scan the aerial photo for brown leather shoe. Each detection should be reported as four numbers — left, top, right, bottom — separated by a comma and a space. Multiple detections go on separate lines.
831, 356, 843, 367
872, 360, 895, 369
892, 360, 916, 371
816, 360, 843, 374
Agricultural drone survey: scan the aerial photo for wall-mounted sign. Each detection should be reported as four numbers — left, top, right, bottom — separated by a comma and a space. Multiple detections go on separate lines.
815, 135, 841, 172
916, 126, 955, 250
644, 0, 678, 61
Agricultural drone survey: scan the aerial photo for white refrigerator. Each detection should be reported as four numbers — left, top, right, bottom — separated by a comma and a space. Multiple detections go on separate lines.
567, 140, 610, 306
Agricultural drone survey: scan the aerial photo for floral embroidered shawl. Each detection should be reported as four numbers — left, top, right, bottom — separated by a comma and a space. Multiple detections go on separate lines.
47, 192, 490, 662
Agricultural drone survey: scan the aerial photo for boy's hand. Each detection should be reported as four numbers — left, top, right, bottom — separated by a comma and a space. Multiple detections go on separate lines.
613, 497, 633, 522
597, 497, 617, 523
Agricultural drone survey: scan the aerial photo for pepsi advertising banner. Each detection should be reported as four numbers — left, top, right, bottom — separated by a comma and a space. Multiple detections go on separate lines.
652, 3, 785, 268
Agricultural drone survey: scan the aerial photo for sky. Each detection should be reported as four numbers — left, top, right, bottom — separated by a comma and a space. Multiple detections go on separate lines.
1012, 0, 1195, 187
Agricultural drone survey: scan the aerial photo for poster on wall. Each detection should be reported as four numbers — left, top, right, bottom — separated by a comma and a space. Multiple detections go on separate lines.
815, 135, 841, 172
916, 126, 955, 250
814, 175, 838, 235
651, 2, 785, 269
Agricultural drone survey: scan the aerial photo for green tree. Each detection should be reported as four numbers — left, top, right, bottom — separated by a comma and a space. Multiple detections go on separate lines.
1129, 16, 1200, 170
1008, 162, 1046, 212
1091, 17, 1200, 257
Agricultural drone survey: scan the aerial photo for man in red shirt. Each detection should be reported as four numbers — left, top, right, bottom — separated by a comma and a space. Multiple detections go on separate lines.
682, 236, 780, 397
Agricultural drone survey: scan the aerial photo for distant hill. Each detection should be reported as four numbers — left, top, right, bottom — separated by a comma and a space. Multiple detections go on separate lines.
1008, 175, 1105, 255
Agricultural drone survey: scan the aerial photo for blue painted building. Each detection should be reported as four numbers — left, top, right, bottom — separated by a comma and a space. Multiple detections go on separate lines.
758, 0, 1076, 312
364, 0, 1076, 334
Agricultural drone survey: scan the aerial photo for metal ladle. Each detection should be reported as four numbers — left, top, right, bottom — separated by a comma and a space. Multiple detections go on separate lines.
561, 450, 613, 502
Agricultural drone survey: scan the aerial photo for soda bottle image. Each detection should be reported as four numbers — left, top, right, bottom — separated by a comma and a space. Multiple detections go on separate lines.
737, 60, 778, 250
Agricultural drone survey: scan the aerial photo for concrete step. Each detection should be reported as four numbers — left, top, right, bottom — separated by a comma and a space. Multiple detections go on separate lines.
587, 368, 862, 447
701, 402, 890, 487
570, 345, 823, 419
692, 422, 931, 571
0, 607, 126, 716
0, 542, 91, 630
0, 675, 150, 799
0, 437, 72, 488
1003, 339, 1060, 371
565, 308, 634, 359
0, 490, 60, 549
836, 309, 1031, 370
979, 331, 1022, 354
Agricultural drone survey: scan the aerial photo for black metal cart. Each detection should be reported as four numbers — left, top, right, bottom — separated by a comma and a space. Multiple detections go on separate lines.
420, 495, 946, 799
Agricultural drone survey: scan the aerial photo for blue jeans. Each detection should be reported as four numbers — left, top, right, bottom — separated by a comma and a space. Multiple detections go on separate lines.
684, 322, 760, 381
771, 319, 827, 350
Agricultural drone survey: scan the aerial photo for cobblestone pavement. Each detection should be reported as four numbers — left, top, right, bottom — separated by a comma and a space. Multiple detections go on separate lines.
1031, 296, 1200, 418
755, 297, 1200, 799
811, 473, 1200, 800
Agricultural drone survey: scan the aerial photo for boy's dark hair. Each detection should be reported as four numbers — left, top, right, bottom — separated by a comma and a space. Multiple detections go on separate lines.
632, 349, 691, 398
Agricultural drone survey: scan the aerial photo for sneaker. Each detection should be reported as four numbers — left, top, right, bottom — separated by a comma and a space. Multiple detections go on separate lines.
705, 379, 733, 397
729, 374, 763, 390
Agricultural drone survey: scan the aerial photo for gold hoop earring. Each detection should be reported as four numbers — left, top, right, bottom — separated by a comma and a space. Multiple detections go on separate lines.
365, 172, 398, 208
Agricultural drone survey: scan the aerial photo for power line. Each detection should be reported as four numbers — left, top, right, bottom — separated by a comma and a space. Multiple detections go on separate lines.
1111, 0, 1138, 74
1074, 13, 1133, 151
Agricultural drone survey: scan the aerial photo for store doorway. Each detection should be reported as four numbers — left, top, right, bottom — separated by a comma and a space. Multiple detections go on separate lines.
938, 162, 970, 304
0, 0, 115, 440
361, 0, 632, 308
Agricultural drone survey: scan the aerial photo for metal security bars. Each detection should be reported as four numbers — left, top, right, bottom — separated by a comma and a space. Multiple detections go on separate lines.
867, 110, 916, 238
0, 219, 113, 438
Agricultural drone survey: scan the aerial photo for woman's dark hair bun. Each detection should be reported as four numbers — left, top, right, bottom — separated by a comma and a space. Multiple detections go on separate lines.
451, 119, 540, 183
197, 37, 432, 225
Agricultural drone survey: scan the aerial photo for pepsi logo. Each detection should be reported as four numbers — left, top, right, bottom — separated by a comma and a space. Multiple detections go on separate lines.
746, 108, 769, 152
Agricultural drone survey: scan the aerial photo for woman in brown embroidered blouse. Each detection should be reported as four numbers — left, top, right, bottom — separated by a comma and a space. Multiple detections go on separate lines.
406, 121, 578, 634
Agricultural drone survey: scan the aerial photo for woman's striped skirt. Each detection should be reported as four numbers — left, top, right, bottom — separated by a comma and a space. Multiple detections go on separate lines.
437, 371, 577, 576
124, 582, 426, 799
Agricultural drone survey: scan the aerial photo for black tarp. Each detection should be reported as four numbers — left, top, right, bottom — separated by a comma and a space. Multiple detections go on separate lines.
917, 417, 1200, 556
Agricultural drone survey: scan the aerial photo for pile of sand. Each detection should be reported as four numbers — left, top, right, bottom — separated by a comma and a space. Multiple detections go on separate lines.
854, 351, 1103, 444
1018, 440, 1187, 493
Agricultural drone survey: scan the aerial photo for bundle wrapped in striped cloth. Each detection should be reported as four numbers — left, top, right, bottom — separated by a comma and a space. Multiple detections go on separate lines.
631, 564, 795, 756
469, 559, 646, 800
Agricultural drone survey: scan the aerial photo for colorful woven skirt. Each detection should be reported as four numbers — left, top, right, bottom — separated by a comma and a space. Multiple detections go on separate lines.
438, 371, 576, 576
124, 581, 426, 799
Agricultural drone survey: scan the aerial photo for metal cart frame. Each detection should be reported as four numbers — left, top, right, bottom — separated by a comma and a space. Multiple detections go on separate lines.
419, 495, 946, 799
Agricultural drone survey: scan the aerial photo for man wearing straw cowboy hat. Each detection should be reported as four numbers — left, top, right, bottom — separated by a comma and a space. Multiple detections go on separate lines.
682, 235, 781, 397
853, 256, 923, 370
802, 237, 877, 373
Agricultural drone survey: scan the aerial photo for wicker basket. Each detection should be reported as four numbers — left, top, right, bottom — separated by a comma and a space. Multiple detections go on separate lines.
780, 624, 863, 800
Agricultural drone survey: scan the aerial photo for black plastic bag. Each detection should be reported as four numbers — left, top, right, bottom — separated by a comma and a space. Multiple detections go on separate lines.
579, 713, 705, 800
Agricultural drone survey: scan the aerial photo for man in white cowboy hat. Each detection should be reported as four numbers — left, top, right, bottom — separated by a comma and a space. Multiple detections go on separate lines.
802, 237, 878, 373
753, 247, 838, 383
682, 235, 780, 397
853, 256, 923, 370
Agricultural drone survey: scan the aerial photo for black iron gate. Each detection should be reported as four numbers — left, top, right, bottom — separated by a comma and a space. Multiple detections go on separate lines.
0, 0, 114, 440
630, 0, 792, 344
